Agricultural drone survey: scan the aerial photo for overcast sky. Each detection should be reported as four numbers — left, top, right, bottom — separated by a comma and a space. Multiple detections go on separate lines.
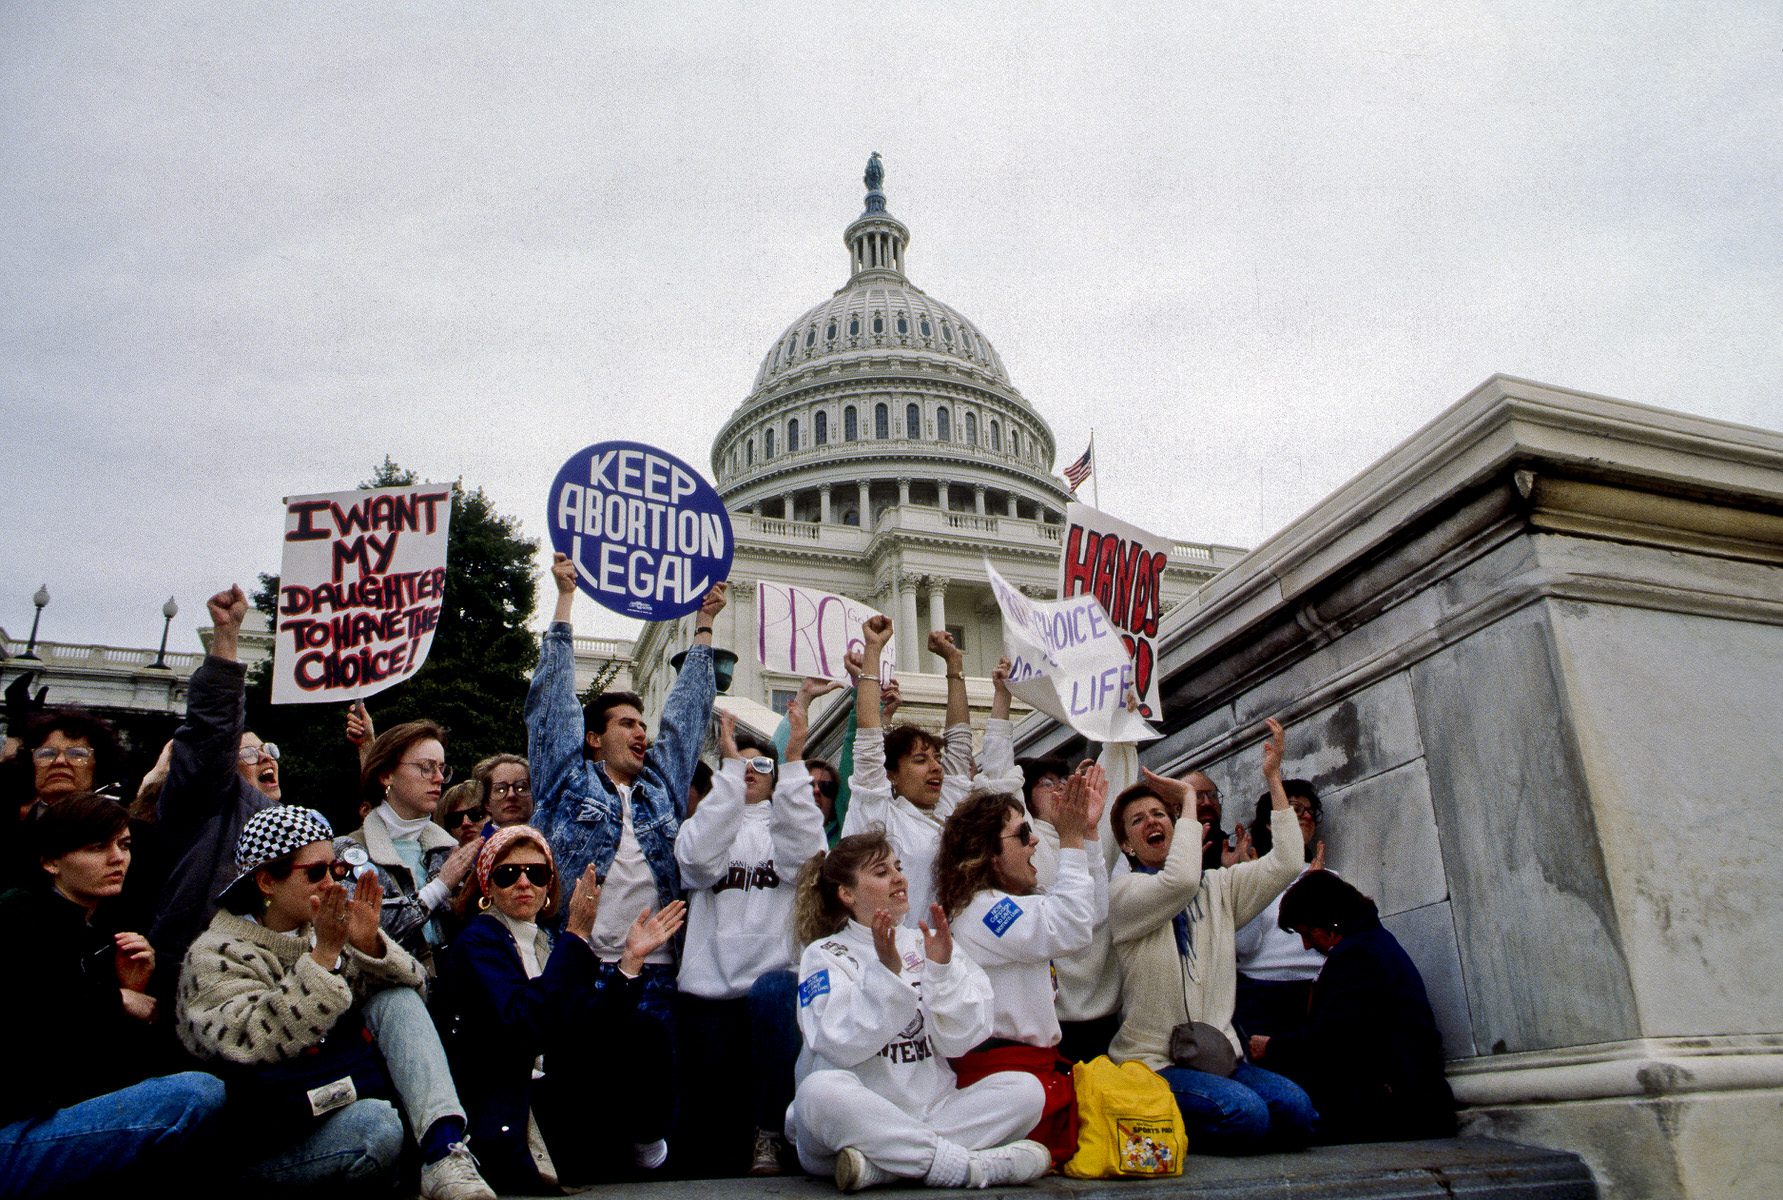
3, 1, 1779, 652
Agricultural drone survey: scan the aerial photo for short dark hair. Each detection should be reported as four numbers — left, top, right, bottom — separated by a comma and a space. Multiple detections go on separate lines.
804, 757, 839, 800
733, 735, 779, 764
31, 791, 130, 866
1278, 869, 1378, 935
1249, 779, 1321, 855
583, 691, 645, 741
22, 709, 125, 794
1017, 756, 1070, 811
1110, 783, 1170, 849
883, 723, 941, 774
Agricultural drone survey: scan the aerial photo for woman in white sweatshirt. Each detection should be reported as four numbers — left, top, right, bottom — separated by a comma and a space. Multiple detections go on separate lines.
675, 706, 828, 1175
787, 831, 1051, 1193
933, 764, 1106, 1168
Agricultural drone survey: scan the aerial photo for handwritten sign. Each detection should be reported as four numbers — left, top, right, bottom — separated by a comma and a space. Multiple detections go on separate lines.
757, 582, 895, 685
1056, 502, 1172, 719
548, 441, 733, 621
272, 484, 452, 705
987, 560, 1157, 744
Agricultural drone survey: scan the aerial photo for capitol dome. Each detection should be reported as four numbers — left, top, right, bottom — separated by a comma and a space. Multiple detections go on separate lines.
712, 154, 1070, 528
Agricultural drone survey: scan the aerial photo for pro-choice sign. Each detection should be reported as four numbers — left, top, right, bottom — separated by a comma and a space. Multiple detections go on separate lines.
549, 441, 733, 621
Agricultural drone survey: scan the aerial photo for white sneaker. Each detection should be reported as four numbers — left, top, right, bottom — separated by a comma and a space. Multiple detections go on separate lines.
633, 1138, 669, 1170
420, 1142, 497, 1200
836, 1146, 894, 1192
966, 1139, 1050, 1189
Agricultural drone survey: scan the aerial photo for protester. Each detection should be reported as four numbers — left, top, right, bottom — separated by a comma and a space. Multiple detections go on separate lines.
4, 709, 128, 893
437, 826, 686, 1189
0, 792, 226, 1198
472, 752, 533, 831
178, 805, 495, 1199
527, 551, 726, 1170
436, 781, 486, 846
935, 764, 1106, 1168
981, 658, 1129, 1062
1234, 780, 1330, 1040
1108, 718, 1318, 1154
788, 832, 1051, 1192
1249, 871, 1457, 1142
340, 720, 481, 969
805, 756, 840, 827
675, 706, 827, 1175
841, 615, 975, 918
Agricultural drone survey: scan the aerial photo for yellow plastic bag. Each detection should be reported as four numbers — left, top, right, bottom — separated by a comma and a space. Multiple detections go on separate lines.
1062, 1056, 1187, 1179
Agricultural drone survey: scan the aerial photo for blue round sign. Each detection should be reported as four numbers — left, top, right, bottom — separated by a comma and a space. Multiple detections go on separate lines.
547, 440, 734, 621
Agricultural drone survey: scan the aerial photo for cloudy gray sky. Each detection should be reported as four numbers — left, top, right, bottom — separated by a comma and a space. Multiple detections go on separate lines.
4, 1, 1779, 650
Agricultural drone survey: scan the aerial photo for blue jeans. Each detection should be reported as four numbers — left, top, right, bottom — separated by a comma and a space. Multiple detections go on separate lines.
1158, 1061, 1318, 1154
361, 984, 464, 1139
0, 1071, 226, 1198
246, 1099, 404, 1188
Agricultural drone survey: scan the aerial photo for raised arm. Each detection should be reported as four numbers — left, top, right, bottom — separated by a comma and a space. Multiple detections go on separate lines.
676, 713, 747, 890
527, 554, 592, 839
644, 583, 727, 809
1108, 769, 1204, 944
1228, 718, 1305, 926
928, 629, 969, 732
159, 586, 250, 832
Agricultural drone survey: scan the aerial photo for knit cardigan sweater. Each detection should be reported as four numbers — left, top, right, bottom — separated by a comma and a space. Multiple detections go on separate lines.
177, 909, 426, 1065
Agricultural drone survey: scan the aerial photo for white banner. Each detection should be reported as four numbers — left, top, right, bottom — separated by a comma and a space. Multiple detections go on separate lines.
756, 581, 895, 685
988, 560, 1157, 743
272, 484, 453, 705
1056, 501, 1173, 720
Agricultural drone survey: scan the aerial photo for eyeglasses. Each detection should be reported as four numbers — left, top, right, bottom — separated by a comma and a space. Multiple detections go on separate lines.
1002, 822, 1035, 847
236, 743, 281, 765
32, 746, 95, 764
273, 859, 354, 884
743, 756, 775, 775
403, 759, 453, 783
489, 781, 531, 798
448, 807, 486, 826
1192, 788, 1221, 803
490, 863, 552, 889
1289, 802, 1316, 818
812, 778, 839, 799
1031, 776, 1066, 793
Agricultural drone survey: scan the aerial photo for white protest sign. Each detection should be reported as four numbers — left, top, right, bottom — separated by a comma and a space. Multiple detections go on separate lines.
272, 484, 453, 705
1057, 501, 1172, 720
756, 582, 895, 685
987, 560, 1158, 743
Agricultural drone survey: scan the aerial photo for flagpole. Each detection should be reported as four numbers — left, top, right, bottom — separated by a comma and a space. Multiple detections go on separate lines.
1090, 429, 1099, 509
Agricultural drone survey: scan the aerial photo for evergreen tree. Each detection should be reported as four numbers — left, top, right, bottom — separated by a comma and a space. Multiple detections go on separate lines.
246, 459, 539, 830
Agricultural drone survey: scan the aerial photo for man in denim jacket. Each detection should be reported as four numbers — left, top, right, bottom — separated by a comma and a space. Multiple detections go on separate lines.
526, 551, 726, 1170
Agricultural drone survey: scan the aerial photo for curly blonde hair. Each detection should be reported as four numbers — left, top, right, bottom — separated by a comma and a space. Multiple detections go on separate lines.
791, 831, 893, 947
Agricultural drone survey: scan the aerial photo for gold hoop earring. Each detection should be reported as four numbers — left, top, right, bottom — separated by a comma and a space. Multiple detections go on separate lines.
477, 895, 491, 912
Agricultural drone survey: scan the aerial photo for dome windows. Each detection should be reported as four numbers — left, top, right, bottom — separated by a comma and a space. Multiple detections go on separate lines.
844, 405, 859, 441
805, 327, 816, 348
936, 406, 951, 441
920, 318, 932, 337
765, 426, 776, 458
905, 403, 920, 439
874, 403, 889, 439
1010, 428, 1019, 458
896, 314, 909, 335
941, 321, 953, 343
746, 439, 755, 466
849, 316, 860, 337
872, 314, 885, 334
826, 321, 837, 342
815, 411, 828, 445
966, 412, 978, 444
990, 419, 1002, 452
788, 418, 800, 453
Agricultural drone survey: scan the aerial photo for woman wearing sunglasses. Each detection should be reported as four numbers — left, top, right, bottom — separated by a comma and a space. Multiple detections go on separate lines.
932, 766, 1107, 1168
178, 805, 496, 1199
436, 782, 487, 847
437, 826, 685, 1190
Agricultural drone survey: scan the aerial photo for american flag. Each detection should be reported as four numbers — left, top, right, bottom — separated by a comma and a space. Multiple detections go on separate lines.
1063, 442, 1093, 493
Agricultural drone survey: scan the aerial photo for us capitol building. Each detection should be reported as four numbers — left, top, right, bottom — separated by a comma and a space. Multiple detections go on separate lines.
628, 155, 1245, 744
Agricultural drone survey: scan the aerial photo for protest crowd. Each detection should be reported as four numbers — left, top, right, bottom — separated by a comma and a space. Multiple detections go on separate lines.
0, 552, 1455, 1198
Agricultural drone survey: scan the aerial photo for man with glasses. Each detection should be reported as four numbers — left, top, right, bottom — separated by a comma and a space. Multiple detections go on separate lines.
148, 583, 287, 992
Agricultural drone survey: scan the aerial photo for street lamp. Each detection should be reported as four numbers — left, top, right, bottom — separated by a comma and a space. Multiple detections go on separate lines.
19, 585, 49, 659
151, 596, 179, 669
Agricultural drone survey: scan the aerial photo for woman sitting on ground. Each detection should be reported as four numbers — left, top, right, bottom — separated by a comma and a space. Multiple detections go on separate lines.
1107, 718, 1319, 1154
934, 766, 1107, 1168
1247, 871, 1456, 1142
787, 831, 1051, 1193
339, 720, 482, 968
177, 805, 495, 1199
437, 825, 685, 1190
0, 792, 225, 1197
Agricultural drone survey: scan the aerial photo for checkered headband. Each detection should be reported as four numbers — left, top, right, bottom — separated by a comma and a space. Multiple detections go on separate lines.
476, 824, 555, 896
235, 806, 335, 875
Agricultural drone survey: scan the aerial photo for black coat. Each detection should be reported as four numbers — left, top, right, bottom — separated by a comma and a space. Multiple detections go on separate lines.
435, 913, 639, 1188
0, 887, 158, 1125
1264, 919, 1457, 1142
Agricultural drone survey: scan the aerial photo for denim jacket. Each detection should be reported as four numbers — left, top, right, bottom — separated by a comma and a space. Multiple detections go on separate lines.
526, 622, 714, 917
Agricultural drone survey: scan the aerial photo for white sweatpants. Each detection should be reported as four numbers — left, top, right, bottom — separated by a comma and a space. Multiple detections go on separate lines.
790, 1068, 1046, 1179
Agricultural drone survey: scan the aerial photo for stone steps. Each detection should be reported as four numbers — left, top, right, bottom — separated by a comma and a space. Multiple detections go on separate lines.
561, 1137, 1596, 1200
